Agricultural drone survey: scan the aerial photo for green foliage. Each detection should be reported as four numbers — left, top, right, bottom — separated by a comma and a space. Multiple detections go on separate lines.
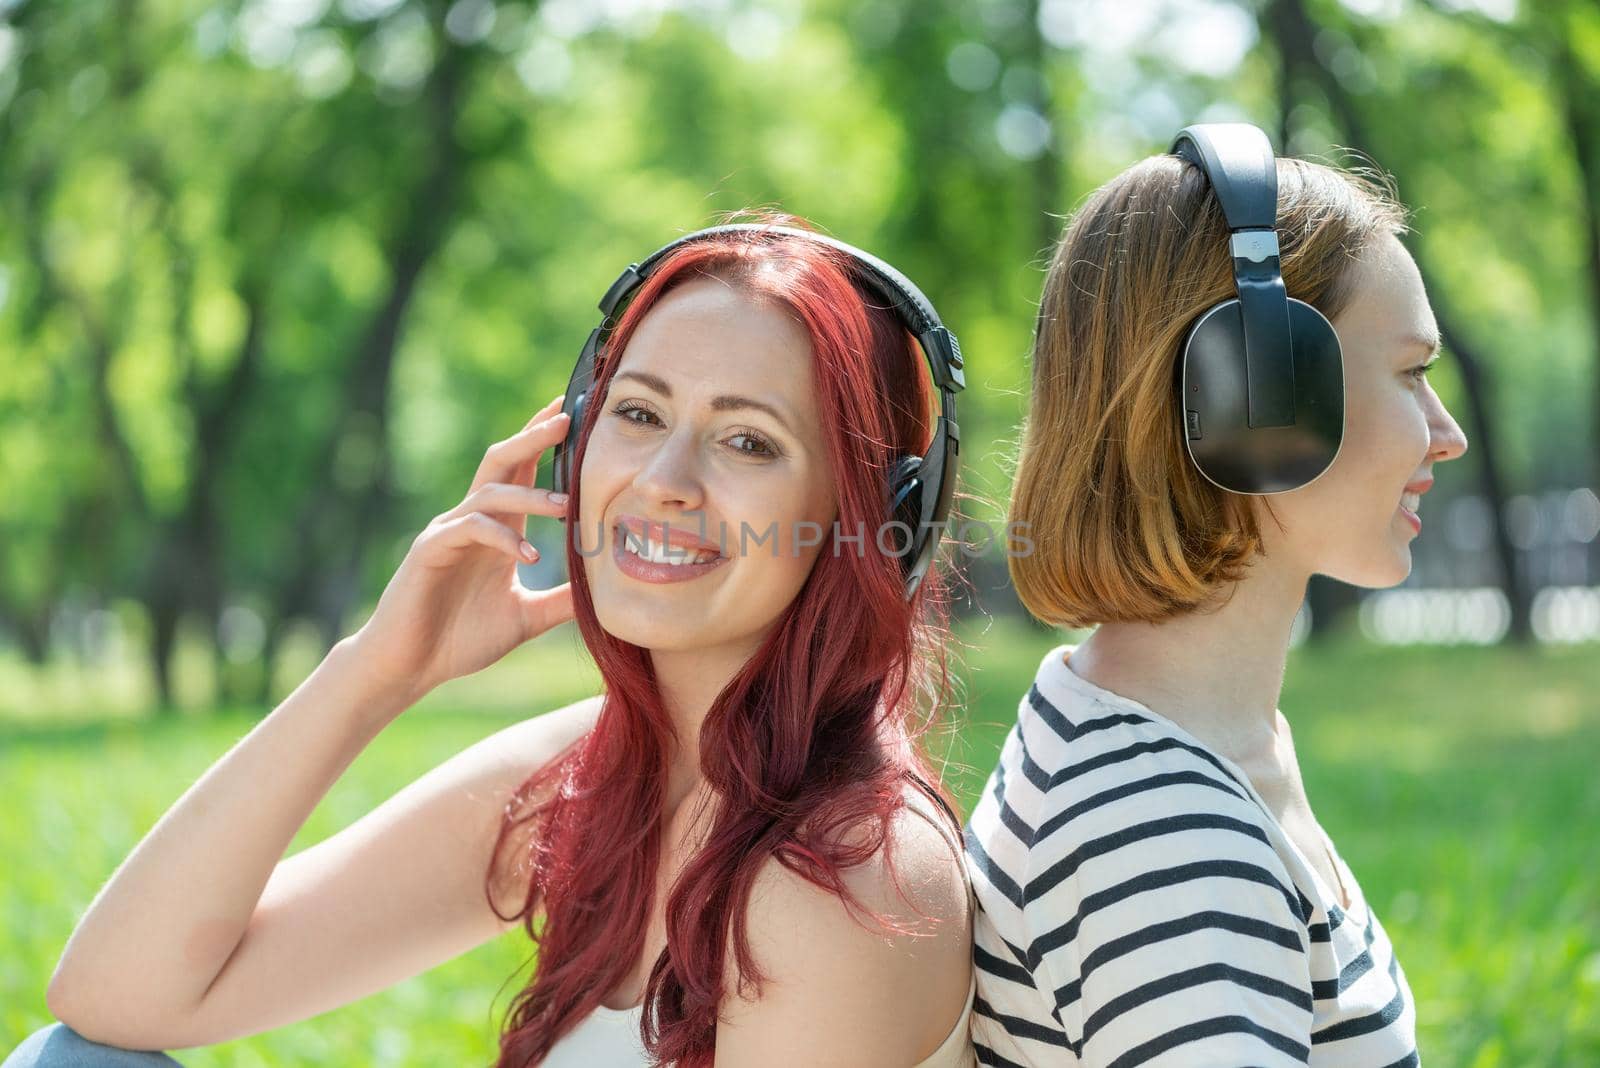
2, 0, 1597, 698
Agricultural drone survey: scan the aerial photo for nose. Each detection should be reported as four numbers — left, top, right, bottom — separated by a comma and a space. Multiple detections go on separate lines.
1428, 393, 1469, 464
633, 426, 706, 511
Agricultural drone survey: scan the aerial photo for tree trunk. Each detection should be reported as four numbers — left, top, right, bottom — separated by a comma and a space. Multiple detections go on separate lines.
148, 595, 180, 714
1553, 31, 1600, 490
1267, 0, 1534, 642
264, 34, 473, 699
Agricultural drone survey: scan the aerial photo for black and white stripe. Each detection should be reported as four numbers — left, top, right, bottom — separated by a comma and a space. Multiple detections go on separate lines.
965, 645, 1420, 1067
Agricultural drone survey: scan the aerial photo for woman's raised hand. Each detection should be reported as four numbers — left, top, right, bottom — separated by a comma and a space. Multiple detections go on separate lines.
347, 394, 576, 706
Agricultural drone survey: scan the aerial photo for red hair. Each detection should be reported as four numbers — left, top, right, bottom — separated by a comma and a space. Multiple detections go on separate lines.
484, 220, 960, 1067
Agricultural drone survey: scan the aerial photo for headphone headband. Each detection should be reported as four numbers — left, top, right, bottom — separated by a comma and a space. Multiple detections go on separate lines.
1170, 123, 1296, 430
1170, 125, 1279, 233
1169, 123, 1346, 495
606, 224, 967, 393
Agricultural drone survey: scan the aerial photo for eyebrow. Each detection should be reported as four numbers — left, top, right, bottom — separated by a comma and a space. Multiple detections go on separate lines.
1403, 331, 1443, 358
611, 370, 796, 434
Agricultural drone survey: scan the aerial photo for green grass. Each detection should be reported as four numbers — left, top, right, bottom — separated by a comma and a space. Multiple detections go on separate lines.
3, 618, 1598, 1065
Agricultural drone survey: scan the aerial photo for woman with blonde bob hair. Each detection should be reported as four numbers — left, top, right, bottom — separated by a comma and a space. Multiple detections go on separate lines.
965, 125, 1466, 1066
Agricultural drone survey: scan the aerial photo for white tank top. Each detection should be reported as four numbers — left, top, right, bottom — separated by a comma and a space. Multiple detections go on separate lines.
542, 786, 978, 1067
541, 974, 976, 1067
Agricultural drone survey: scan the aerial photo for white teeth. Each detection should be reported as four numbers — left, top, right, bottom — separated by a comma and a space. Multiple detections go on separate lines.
1400, 492, 1421, 512
620, 528, 718, 566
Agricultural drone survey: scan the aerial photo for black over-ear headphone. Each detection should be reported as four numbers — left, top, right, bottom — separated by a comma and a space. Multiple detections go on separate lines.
547, 223, 965, 600
1170, 122, 1346, 494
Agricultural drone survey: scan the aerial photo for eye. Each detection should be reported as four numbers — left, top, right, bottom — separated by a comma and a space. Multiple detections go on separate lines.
611, 399, 663, 427
726, 429, 779, 459
1409, 361, 1437, 383
611, 401, 779, 458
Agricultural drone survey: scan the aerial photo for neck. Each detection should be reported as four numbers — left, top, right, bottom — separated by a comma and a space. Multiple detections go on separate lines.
1071, 558, 1310, 770
646, 638, 759, 811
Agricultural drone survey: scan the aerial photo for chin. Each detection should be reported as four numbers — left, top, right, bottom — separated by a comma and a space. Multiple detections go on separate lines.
1326, 545, 1413, 590
596, 621, 714, 653
590, 597, 698, 650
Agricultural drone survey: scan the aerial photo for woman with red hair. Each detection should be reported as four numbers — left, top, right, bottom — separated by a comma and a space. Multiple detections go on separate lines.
21, 221, 977, 1067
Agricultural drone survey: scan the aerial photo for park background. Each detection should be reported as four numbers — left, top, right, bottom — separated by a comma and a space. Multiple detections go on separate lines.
2, 0, 1598, 1064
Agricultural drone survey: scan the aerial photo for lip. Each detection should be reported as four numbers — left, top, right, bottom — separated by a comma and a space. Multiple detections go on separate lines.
611, 514, 727, 585
1398, 477, 1430, 535
615, 514, 724, 555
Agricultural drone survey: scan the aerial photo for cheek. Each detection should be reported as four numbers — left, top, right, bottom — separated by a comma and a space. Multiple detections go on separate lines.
576, 425, 636, 505
1346, 389, 1430, 481
1317, 370, 1419, 471
788, 467, 838, 544
574, 460, 607, 534
573, 446, 633, 562
1268, 391, 1427, 538
723, 469, 835, 567
730, 486, 809, 558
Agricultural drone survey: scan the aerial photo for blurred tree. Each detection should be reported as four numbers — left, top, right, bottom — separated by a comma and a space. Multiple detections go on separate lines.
0, 0, 516, 707
1522, 0, 1600, 491
1266, 0, 1548, 642
0, 0, 1593, 712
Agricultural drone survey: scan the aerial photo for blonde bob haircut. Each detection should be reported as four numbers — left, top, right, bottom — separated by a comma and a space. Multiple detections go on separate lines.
1008, 151, 1409, 629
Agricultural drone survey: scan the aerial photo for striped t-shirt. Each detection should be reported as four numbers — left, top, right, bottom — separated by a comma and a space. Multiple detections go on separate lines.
963, 644, 1420, 1067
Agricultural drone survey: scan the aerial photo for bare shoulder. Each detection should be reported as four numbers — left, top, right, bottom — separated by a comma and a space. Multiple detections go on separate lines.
483, 691, 606, 756
450, 692, 605, 789
250, 690, 607, 952
446, 694, 605, 900
829, 785, 970, 922
716, 784, 973, 1066
388, 692, 605, 848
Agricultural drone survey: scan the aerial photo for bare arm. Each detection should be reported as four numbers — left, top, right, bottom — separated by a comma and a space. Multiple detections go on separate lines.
46, 397, 582, 1049
49, 640, 410, 1038
46, 642, 598, 1050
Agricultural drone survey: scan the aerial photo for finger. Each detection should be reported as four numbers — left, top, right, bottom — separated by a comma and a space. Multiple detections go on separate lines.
472, 409, 572, 493
425, 511, 539, 564
446, 483, 570, 525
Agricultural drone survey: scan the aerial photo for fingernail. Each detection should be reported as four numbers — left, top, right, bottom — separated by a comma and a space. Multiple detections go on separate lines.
520, 540, 539, 562
549, 492, 569, 505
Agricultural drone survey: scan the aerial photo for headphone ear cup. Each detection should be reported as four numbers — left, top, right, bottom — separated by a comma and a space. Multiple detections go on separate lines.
1180, 297, 1344, 494
553, 391, 587, 496
888, 454, 925, 563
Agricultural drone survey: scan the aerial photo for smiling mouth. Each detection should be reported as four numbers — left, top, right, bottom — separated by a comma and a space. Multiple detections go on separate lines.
614, 523, 722, 566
